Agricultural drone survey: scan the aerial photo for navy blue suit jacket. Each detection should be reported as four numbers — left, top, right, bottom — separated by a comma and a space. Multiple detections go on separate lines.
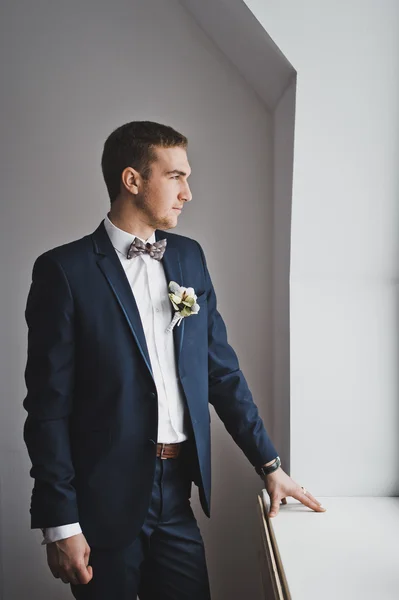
23, 220, 278, 549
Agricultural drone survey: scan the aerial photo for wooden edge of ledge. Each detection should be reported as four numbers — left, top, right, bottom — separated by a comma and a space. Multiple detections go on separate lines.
257, 493, 291, 600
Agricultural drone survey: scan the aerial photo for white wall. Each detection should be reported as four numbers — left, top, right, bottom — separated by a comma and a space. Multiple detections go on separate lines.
245, 0, 399, 495
0, 0, 275, 598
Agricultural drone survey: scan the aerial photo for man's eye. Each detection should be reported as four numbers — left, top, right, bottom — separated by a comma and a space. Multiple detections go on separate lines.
172, 175, 180, 180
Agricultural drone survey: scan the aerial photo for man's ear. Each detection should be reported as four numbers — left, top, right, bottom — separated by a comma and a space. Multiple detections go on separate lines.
121, 166, 141, 195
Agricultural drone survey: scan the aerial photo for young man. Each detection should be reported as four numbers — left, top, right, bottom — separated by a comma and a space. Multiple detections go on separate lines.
23, 121, 325, 599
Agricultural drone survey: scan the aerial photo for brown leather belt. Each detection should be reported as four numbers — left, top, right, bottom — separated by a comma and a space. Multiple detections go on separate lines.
156, 442, 182, 459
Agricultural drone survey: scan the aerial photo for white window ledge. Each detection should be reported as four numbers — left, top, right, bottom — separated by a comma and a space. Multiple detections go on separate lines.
258, 490, 399, 600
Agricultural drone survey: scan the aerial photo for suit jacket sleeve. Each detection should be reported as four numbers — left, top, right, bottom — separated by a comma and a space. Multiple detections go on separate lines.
23, 253, 79, 529
196, 242, 278, 466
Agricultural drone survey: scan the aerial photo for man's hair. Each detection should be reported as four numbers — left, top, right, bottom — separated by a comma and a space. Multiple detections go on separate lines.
101, 121, 188, 203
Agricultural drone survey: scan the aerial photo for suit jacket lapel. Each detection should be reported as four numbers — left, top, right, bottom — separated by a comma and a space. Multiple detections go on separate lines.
92, 221, 154, 381
91, 221, 185, 382
156, 229, 185, 367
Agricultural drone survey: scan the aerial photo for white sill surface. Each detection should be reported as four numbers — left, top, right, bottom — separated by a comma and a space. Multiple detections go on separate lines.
262, 492, 399, 600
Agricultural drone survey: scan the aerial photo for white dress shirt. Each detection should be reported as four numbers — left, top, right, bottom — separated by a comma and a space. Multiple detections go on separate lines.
42, 214, 189, 544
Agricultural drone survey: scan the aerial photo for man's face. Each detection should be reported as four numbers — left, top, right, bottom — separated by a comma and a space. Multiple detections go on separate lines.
134, 146, 192, 231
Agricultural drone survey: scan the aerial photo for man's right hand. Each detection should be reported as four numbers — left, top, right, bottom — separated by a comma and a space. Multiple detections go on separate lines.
46, 533, 93, 585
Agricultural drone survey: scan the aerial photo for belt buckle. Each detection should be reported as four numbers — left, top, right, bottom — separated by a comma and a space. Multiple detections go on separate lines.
160, 443, 168, 460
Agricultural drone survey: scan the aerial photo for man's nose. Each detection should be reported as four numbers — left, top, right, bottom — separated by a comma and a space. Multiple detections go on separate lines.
180, 182, 192, 203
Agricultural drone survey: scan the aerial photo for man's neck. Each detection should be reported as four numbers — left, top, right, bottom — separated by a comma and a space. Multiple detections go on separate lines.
107, 209, 155, 242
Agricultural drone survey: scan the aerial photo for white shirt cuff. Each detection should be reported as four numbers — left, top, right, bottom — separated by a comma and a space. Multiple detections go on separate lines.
41, 522, 82, 545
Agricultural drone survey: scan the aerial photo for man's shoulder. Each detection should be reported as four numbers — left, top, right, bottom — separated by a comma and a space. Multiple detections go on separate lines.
33, 225, 205, 269
32, 231, 93, 271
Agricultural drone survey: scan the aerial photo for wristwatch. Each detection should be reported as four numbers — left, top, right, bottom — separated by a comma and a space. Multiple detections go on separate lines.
255, 456, 281, 477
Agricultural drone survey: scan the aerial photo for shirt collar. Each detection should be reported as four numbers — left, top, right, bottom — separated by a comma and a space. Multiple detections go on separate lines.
103, 213, 156, 257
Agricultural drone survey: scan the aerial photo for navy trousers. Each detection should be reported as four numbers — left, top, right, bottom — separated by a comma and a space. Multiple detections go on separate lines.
71, 442, 212, 599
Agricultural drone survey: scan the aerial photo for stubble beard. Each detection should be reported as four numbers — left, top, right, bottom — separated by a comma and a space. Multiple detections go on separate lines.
135, 188, 177, 232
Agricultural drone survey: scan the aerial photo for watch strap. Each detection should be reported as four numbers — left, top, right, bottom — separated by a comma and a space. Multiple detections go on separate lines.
255, 455, 281, 477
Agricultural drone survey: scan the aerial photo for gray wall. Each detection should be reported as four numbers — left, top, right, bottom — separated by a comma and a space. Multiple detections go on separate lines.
0, 0, 275, 598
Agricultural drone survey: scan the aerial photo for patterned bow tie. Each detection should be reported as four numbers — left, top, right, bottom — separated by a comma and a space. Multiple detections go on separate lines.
127, 237, 167, 261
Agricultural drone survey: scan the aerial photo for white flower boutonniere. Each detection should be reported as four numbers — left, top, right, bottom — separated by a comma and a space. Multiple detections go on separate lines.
166, 281, 200, 333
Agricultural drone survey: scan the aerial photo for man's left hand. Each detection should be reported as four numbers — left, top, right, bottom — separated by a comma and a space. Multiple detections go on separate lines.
263, 467, 327, 517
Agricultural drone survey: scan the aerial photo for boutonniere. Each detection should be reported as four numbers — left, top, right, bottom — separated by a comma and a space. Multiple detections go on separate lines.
166, 281, 200, 332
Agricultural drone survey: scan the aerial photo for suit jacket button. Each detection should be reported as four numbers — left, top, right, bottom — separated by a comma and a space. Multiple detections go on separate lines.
149, 438, 156, 445
149, 392, 156, 399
